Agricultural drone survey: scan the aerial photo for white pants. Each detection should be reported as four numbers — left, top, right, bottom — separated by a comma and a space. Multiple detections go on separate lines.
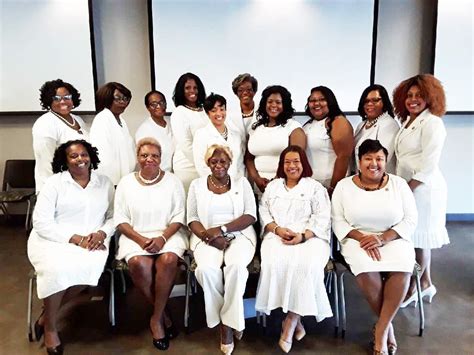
193, 236, 255, 331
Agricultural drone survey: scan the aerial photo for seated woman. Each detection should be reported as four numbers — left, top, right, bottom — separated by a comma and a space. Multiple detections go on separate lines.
255, 146, 332, 353
331, 139, 417, 355
114, 137, 188, 351
193, 93, 245, 179
187, 144, 256, 355
27, 140, 114, 355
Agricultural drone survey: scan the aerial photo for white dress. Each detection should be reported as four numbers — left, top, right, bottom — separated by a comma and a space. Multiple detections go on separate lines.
331, 175, 417, 276
354, 112, 400, 174
256, 178, 332, 320
114, 172, 188, 262
247, 119, 302, 180
89, 108, 136, 186
193, 122, 245, 180
170, 105, 208, 191
303, 117, 337, 188
135, 116, 175, 172
187, 176, 256, 331
394, 109, 449, 249
32, 111, 89, 192
27, 171, 114, 299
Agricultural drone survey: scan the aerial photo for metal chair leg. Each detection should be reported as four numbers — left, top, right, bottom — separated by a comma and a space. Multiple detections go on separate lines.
27, 273, 35, 342
119, 269, 126, 294
338, 271, 347, 338
332, 270, 339, 337
184, 269, 191, 330
414, 271, 425, 336
105, 268, 115, 327
25, 199, 31, 230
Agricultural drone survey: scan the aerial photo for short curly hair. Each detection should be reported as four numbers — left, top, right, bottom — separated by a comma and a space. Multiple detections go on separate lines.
392, 74, 446, 122
204, 144, 233, 166
231, 73, 258, 95
52, 140, 100, 173
253, 85, 295, 129
39, 79, 81, 110
203, 93, 227, 114
136, 137, 162, 157
172, 72, 206, 107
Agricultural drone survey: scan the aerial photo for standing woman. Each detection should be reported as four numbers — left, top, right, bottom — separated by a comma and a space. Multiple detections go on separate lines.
231, 73, 259, 136
170, 72, 208, 192
246, 85, 306, 193
28, 140, 114, 354
256, 146, 332, 353
89, 82, 136, 186
354, 84, 400, 174
33, 79, 88, 192
303, 86, 353, 195
193, 93, 245, 180
135, 90, 174, 172
393, 74, 449, 306
188, 145, 256, 354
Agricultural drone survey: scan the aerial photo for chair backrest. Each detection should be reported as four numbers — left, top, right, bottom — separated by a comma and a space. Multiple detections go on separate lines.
3, 160, 36, 191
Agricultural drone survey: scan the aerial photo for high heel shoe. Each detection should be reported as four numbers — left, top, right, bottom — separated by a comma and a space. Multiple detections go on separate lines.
294, 319, 306, 341
152, 337, 170, 351
165, 324, 179, 340
399, 291, 418, 308
34, 309, 45, 341
421, 285, 437, 303
46, 343, 63, 355
387, 342, 398, 355
279, 319, 296, 353
220, 341, 234, 355
373, 348, 388, 355
233, 329, 243, 341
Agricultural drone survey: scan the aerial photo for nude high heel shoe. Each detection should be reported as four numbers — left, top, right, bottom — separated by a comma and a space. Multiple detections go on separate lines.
294, 319, 306, 341
399, 291, 418, 308
422, 285, 437, 303
220, 342, 234, 355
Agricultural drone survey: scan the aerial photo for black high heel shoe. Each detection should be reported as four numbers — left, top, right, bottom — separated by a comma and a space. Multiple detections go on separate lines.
34, 309, 45, 341
152, 337, 170, 351
46, 343, 63, 355
165, 324, 179, 340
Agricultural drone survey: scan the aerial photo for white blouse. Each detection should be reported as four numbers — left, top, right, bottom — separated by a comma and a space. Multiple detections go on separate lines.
248, 119, 302, 179
192, 122, 245, 179
89, 108, 136, 185
331, 174, 417, 241
354, 112, 400, 174
259, 178, 331, 241
135, 116, 174, 172
32, 111, 89, 192
170, 105, 208, 172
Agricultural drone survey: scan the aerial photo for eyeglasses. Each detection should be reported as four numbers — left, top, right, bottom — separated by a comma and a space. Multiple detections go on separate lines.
237, 87, 254, 95
52, 95, 72, 102
364, 97, 382, 105
149, 101, 166, 109
308, 98, 326, 104
114, 95, 130, 103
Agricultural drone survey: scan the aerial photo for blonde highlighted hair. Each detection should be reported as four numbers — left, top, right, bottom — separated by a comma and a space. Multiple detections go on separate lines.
136, 137, 162, 156
204, 144, 233, 166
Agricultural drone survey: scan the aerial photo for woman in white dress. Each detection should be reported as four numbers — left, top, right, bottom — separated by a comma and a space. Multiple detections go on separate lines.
170, 72, 208, 192
303, 86, 353, 195
33, 79, 89, 192
187, 145, 256, 355
135, 90, 174, 172
332, 139, 417, 355
114, 138, 188, 351
392, 74, 449, 307
28, 140, 114, 354
354, 84, 400, 174
256, 145, 332, 353
89, 82, 136, 186
246, 85, 306, 194
193, 93, 245, 179
230, 73, 259, 136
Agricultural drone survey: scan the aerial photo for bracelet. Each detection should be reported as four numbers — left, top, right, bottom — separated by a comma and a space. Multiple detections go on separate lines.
300, 233, 306, 244
158, 235, 167, 244
79, 236, 85, 246
376, 235, 385, 246
272, 224, 280, 235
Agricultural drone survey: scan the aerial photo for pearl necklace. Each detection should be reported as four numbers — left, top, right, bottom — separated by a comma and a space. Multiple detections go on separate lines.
242, 109, 254, 118
184, 104, 202, 112
208, 175, 230, 189
138, 169, 162, 185
358, 172, 386, 191
50, 110, 81, 132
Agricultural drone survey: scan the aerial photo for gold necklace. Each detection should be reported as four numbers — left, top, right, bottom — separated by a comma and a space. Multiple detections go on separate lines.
365, 113, 384, 129
184, 104, 202, 112
208, 175, 230, 189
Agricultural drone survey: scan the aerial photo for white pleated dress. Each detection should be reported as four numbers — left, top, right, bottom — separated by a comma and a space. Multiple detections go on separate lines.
394, 109, 449, 249
27, 171, 114, 299
114, 172, 188, 262
256, 178, 333, 320
331, 175, 417, 276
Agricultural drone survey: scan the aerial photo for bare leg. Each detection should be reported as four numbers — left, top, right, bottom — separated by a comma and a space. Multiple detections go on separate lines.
417, 248, 432, 289
43, 290, 66, 348
374, 272, 410, 352
60, 285, 88, 306
127, 255, 155, 304
150, 253, 178, 339
281, 311, 300, 342
220, 323, 233, 345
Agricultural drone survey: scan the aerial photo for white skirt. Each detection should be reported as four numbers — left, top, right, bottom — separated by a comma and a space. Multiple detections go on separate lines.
116, 228, 189, 262
27, 232, 109, 299
340, 238, 415, 276
255, 234, 333, 321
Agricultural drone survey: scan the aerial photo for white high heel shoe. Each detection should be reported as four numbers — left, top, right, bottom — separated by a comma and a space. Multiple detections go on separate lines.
399, 292, 418, 308
422, 285, 437, 303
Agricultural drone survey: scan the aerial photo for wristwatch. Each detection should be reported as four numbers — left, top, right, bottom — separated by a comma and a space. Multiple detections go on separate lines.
220, 225, 228, 234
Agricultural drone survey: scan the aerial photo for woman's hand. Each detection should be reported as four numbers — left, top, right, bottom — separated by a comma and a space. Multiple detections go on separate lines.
281, 232, 304, 245
142, 237, 165, 254
84, 231, 107, 251
365, 246, 381, 261
359, 234, 383, 250
255, 176, 270, 193
275, 227, 299, 242
408, 179, 423, 191
209, 236, 229, 250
